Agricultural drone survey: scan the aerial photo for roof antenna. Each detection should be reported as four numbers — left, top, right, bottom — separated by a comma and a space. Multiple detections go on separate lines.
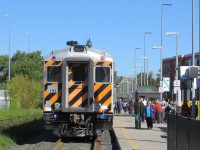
86, 38, 92, 48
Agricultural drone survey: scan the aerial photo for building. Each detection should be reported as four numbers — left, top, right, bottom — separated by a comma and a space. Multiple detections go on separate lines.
163, 52, 200, 100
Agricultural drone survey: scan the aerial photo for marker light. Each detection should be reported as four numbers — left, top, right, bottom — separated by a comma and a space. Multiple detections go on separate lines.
51, 56, 56, 61
100, 56, 105, 61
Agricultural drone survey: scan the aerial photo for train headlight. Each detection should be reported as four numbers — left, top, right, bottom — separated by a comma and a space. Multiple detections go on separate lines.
53, 114, 58, 119
54, 103, 60, 110
95, 103, 101, 111
101, 105, 108, 110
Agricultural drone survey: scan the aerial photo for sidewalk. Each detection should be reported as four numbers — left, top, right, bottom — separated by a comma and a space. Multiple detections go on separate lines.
113, 112, 167, 150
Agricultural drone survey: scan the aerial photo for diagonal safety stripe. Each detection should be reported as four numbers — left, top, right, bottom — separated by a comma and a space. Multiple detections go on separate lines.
68, 84, 79, 94
108, 104, 112, 113
115, 118, 140, 150
94, 83, 111, 102
44, 90, 62, 109
94, 61, 112, 67
70, 91, 88, 107
100, 94, 112, 112
69, 86, 88, 106
100, 92, 111, 106
68, 83, 87, 98
44, 83, 59, 99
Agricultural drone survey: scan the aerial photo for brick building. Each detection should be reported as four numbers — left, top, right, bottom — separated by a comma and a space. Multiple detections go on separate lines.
163, 52, 200, 100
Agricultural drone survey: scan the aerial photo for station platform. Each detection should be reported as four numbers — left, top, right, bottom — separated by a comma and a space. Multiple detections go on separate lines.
113, 112, 167, 150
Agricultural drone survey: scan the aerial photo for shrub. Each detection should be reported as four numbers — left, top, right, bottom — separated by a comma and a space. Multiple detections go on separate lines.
10, 75, 42, 109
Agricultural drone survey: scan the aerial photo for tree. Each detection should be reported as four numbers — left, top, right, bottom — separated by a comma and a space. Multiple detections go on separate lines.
0, 55, 9, 84
11, 51, 43, 81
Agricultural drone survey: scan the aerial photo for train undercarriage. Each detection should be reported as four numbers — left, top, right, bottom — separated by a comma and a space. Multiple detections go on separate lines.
43, 112, 113, 137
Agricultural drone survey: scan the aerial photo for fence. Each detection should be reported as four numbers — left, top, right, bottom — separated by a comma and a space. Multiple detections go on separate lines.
0, 90, 10, 109
0, 100, 10, 109
167, 113, 200, 150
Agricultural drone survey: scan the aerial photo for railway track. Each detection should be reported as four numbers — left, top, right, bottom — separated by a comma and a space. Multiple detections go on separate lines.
8, 130, 118, 150
50, 135, 102, 150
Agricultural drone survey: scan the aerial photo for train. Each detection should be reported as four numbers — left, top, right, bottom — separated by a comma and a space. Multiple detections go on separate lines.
42, 40, 114, 137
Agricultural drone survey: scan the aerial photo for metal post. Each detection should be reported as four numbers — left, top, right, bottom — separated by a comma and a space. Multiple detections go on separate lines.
136, 65, 142, 87
166, 32, 181, 113
191, 0, 196, 118
160, 3, 172, 101
134, 48, 141, 90
4, 14, 11, 102
144, 32, 152, 86
24, 33, 31, 52
140, 67, 142, 86
147, 58, 149, 85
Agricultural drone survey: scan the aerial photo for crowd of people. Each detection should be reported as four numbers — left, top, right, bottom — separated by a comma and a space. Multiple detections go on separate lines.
113, 98, 133, 114
114, 97, 199, 130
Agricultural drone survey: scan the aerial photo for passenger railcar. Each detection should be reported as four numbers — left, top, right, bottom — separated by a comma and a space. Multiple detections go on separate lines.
42, 40, 114, 137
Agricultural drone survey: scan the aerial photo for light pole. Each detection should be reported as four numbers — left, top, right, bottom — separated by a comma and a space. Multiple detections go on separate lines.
134, 48, 141, 90
166, 32, 181, 113
191, 0, 195, 118
24, 33, 30, 52
166, 32, 178, 80
140, 57, 149, 85
152, 46, 162, 100
4, 14, 11, 95
144, 32, 152, 86
160, 3, 172, 101
136, 65, 142, 87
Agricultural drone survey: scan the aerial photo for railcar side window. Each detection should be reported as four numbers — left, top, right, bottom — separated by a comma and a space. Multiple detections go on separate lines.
47, 66, 61, 82
95, 66, 110, 83
72, 65, 85, 81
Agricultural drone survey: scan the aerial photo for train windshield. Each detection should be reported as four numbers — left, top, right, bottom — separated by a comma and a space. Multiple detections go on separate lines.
72, 65, 86, 81
95, 66, 110, 83
47, 66, 61, 82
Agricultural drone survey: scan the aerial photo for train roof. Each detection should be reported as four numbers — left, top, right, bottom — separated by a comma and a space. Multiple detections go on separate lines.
44, 46, 114, 62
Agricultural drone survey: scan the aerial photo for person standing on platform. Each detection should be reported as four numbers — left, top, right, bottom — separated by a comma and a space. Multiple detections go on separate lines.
142, 97, 147, 122
180, 101, 190, 117
155, 101, 164, 124
117, 99, 122, 114
134, 98, 145, 129
190, 103, 198, 119
145, 101, 156, 129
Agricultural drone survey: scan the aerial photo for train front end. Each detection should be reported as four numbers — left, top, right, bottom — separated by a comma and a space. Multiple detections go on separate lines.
42, 42, 114, 137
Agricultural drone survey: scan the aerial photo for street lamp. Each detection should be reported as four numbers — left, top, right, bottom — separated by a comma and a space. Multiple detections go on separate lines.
166, 32, 181, 113
161, 4, 172, 48
134, 48, 141, 90
191, 0, 195, 118
4, 14, 11, 95
24, 33, 30, 52
144, 32, 152, 85
136, 64, 143, 87
140, 57, 149, 85
152, 46, 162, 100
160, 3, 172, 101
166, 32, 178, 80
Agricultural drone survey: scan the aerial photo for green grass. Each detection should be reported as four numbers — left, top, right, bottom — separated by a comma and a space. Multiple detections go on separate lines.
0, 108, 42, 120
0, 134, 15, 150
0, 108, 43, 149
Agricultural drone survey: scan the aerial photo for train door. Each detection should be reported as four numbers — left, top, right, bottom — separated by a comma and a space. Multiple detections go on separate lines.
67, 62, 89, 108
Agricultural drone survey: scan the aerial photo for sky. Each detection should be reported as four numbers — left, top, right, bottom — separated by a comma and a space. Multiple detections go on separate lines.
0, 0, 199, 77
